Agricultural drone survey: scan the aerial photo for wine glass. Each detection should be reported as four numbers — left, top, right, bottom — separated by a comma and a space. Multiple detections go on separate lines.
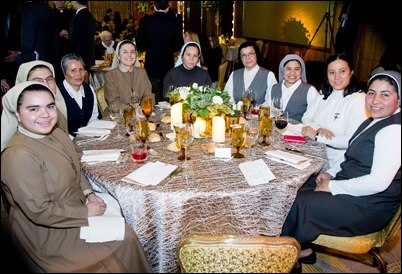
109, 101, 123, 139
274, 110, 288, 142
271, 97, 283, 119
241, 93, 252, 119
177, 123, 194, 184
174, 123, 193, 161
140, 97, 153, 121
245, 118, 259, 158
124, 107, 136, 137
231, 124, 246, 158
258, 105, 272, 146
135, 115, 150, 144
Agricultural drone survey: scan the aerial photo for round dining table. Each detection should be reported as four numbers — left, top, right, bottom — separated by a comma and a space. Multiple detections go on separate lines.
75, 119, 327, 273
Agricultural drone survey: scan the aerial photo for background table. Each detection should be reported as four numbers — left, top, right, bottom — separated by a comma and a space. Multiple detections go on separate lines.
75, 124, 326, 273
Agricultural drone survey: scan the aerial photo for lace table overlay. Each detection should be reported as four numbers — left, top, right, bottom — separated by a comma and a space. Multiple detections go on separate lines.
75, 127, 326, 273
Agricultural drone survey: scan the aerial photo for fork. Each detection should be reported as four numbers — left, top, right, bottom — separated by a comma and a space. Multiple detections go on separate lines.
76, 135, 108, 145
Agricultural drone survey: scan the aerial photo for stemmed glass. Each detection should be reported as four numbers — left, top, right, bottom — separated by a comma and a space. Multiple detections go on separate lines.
274, 110, 288, 142
271, 97, 283, 119
231, 124, 246, 158
174, 123, 193, 161
109, 101, 123, 139
245, 118, 259, 158
140, 97, 153, 121
258, 105, 272, 146
135, 115, 150, 145
177, 123, 194, 174
241, 90, 252, 119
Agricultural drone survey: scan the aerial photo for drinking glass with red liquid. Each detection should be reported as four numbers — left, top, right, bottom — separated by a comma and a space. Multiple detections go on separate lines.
131, 142, 148, 163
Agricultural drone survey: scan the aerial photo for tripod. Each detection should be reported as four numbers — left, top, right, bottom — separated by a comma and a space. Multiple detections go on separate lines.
301, 6, 335, 61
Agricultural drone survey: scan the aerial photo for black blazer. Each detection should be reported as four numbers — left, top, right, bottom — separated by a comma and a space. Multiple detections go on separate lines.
68, 8, 96, 71
136, 12, 183, 79
20, 1, 58, 65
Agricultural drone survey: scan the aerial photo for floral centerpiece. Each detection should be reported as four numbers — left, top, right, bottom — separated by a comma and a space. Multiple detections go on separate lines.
166, 83, 235, 137
166, 83, 234, 118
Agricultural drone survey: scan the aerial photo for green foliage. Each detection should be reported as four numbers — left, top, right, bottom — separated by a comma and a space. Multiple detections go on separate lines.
65, 1, 73, 10
166, 84, 234, 118
136, 1, 154, 13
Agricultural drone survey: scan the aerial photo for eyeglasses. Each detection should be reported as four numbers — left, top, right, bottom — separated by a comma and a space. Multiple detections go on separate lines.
32, 76, 55, 83
240, 52, 256, 59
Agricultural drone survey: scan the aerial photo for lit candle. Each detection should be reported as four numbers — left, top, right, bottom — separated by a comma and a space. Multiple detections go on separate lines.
212, 116, 226, 143
170, 103, 182, 130
193, 117, 207, 138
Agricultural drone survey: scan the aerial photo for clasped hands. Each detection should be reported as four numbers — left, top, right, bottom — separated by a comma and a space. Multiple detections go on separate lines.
301, 126, 335, 140
314, 172, 331, 192
86, 193, 107, 217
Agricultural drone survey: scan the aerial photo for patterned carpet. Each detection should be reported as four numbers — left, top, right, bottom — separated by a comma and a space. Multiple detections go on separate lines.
302, 230, 401, 273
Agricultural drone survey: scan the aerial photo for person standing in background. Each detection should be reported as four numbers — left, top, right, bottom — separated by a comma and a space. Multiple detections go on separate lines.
334, 1, 360, 61
1, 1, 22, 94
20, 1, 58, 65
136, 1, 184, 103
204, 33, 223, 84
52, 1, 75, 82
68, 1, 96, 72
103, 8, 112, 24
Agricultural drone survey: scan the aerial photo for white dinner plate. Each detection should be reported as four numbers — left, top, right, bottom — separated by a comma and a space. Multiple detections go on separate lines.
165, 132, 176, 140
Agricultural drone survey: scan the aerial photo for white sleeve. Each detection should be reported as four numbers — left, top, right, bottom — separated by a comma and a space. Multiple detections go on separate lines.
224, 72, 235, 103
306, 86, 320, 106
264, 71, 278, 105
301, 93, 323, 127
329, 124, 401, 196
88, 85, 99, 123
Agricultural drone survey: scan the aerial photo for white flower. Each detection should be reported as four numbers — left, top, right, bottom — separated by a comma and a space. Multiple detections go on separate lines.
192, 83, 198, 89
178, 86, 190, 100
237, 101, 243, 110
212, 96, 223, 105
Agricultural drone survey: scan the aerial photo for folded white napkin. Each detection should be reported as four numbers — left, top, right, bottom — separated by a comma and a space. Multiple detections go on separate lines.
122, 161, 178, 186
80, 192, 125, 243
77, 127, 111, 136
265, 150, 311, 170
86, 120, 116, 130
281, 123, 304, 136
81, 149, 122, 163
239, 159, 276, 186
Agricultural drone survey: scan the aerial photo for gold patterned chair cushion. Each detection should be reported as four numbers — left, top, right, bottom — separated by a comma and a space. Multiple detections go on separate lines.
177, 235, 300, 273
312, 204, 401, 254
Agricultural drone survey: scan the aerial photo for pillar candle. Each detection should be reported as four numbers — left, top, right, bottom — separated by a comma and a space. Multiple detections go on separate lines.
170, 103, 182, 130
193, 117, 207, 138
212, 116, 226, 143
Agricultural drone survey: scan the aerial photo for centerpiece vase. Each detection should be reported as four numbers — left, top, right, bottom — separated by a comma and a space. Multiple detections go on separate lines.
199, 112, 215, 138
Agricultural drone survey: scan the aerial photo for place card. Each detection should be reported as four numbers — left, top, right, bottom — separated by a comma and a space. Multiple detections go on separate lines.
122, 161, 178, 186
214, 147, 232, 158
239, 159, 276, 186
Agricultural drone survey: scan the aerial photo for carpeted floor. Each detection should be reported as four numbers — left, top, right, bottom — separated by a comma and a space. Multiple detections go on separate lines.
302, 229, 401, 273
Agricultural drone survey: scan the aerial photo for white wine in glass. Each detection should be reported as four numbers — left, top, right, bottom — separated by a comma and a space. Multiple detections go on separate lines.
246, 118, 259, 157
109, 101, 123, 139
